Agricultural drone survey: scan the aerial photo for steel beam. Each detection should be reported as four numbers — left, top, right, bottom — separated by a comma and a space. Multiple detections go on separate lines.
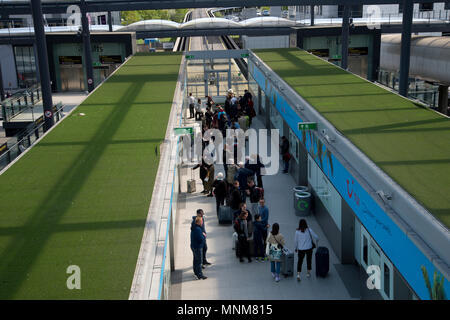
81, 0, 95, 92
399, 0, 414, 97
30, 0, 54, 130
0, 0, 444, 15
341, 5, 350, 70
108, 11, 113, 32
310, 5, 315, 26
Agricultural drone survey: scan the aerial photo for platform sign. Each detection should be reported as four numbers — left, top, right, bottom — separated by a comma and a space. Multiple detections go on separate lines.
174, 127, 193, 136
298, 122, 317, 131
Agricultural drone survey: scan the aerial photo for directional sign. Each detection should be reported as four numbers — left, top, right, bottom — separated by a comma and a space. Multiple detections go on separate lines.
298, 122, 317, 131
241, 53, 249, 58
174, 127, 194, 136
186, 55, 195, 60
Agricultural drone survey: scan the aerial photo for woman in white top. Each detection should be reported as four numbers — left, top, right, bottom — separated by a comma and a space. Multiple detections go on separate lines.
294, 219, 319, 281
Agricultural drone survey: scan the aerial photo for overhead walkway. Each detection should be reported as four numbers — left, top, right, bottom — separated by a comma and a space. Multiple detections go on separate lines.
0, 52, 181, 299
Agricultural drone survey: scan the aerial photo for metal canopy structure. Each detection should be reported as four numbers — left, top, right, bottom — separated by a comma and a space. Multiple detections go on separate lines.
0, 0, 447, 15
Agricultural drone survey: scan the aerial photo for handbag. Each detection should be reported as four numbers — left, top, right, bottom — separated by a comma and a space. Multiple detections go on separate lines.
268, 234, 283, 260
308, 229, 316, 250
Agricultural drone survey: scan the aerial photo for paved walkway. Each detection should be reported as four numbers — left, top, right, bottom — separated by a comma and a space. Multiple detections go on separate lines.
170, 115, 358, 300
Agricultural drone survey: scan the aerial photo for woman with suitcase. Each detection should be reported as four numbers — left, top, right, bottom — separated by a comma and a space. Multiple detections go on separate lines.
266, 223, 285, 282
294, 219, 319, 281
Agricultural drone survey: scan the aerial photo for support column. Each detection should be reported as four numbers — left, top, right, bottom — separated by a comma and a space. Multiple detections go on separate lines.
30, 0, 54, 130
108, 11, 113, 32
0, 63, 5, 101
341, 5, 350, 70
310, 5, 315, 26
438, 85, 449, 115
399, 0, 414, 97
370, 30, 381, 82
81, 0, 94, 92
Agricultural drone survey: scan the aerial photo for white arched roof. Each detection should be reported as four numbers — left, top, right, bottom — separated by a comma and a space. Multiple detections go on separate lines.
240, 17, 296, 28
117, 20, 180, 32
180, 17, 241, 29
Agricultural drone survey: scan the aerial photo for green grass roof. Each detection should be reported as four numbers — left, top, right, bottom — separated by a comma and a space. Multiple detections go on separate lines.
0, 52, 181, 299
254, 48, 450, 229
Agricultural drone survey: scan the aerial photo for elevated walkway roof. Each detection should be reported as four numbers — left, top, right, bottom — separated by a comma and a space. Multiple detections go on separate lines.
254, 48, 450, 229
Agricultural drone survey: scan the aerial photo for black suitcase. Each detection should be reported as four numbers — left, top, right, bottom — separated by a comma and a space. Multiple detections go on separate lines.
315, 246, 329, 277
218, 206, 232, 224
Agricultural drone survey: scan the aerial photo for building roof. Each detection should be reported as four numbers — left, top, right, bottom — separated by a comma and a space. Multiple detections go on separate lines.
254, 48, 450, 229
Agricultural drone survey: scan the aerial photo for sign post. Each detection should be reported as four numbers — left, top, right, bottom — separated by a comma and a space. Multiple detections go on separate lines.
173, 127, 194, 136
298, 122, 317, 131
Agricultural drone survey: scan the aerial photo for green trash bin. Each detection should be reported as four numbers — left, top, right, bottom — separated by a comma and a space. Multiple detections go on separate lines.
294, 191, 312, 216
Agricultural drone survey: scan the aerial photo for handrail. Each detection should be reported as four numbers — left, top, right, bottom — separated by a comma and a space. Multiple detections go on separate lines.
0, 103, 65, 172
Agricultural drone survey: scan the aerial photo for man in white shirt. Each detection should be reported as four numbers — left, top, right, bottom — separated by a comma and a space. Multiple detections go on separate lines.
188, 93, 195, 119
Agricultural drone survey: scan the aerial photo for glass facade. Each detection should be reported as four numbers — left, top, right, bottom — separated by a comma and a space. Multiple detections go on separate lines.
14, 46, 37, 88
308, 153, 342, 230
270, 101, 283, 136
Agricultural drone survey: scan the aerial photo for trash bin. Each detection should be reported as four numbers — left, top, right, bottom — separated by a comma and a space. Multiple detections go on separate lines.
294, 191, 312, 216
293, 186, 309, 194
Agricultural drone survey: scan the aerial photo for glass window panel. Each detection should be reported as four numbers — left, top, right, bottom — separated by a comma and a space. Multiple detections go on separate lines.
384, 263, 390, 298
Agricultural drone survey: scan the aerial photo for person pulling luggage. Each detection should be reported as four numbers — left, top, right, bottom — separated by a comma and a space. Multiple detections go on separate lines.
294, 219, 319, 281
212, 172, 228, 215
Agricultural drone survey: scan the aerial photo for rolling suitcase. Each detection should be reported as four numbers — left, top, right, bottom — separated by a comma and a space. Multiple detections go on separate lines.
232, 232, 238, 250
187, 168, 196, 193
280, 248, 294, 277
218, 206, 232, 224
315, 246, 329, 277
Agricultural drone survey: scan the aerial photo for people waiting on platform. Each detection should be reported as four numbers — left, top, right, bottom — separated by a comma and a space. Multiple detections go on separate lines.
188, 92, 195, 119
191, 209, 212, 269
253, 214, 266, 261
195, 98, 203, 121
295, 219, 319, 282
190, 216, 207, 280
234, 209, 252, 263
281, 136, 291, 174
212, 172, 228, 215
267, 223, 285, 282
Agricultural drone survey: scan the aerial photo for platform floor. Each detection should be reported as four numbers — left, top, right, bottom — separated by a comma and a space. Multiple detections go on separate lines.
170, 115, 360, 300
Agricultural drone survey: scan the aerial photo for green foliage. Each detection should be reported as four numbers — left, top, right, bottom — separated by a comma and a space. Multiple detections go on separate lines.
121, 9, 189, 25
421, 266, 447, 300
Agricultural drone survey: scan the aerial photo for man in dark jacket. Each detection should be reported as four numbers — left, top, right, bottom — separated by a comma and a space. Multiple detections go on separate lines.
235, 166, 254, 202
190, 216, 207, 279
191, 209, 212, 267
246, 179, 263, 217
281, 136, 290, 174
233, 210, 252, 263
253, 214, 266, 261
245, 154, 265, 188
193, 160, 209, 193
212, 173, 228, 215
229, 180, 242, 211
